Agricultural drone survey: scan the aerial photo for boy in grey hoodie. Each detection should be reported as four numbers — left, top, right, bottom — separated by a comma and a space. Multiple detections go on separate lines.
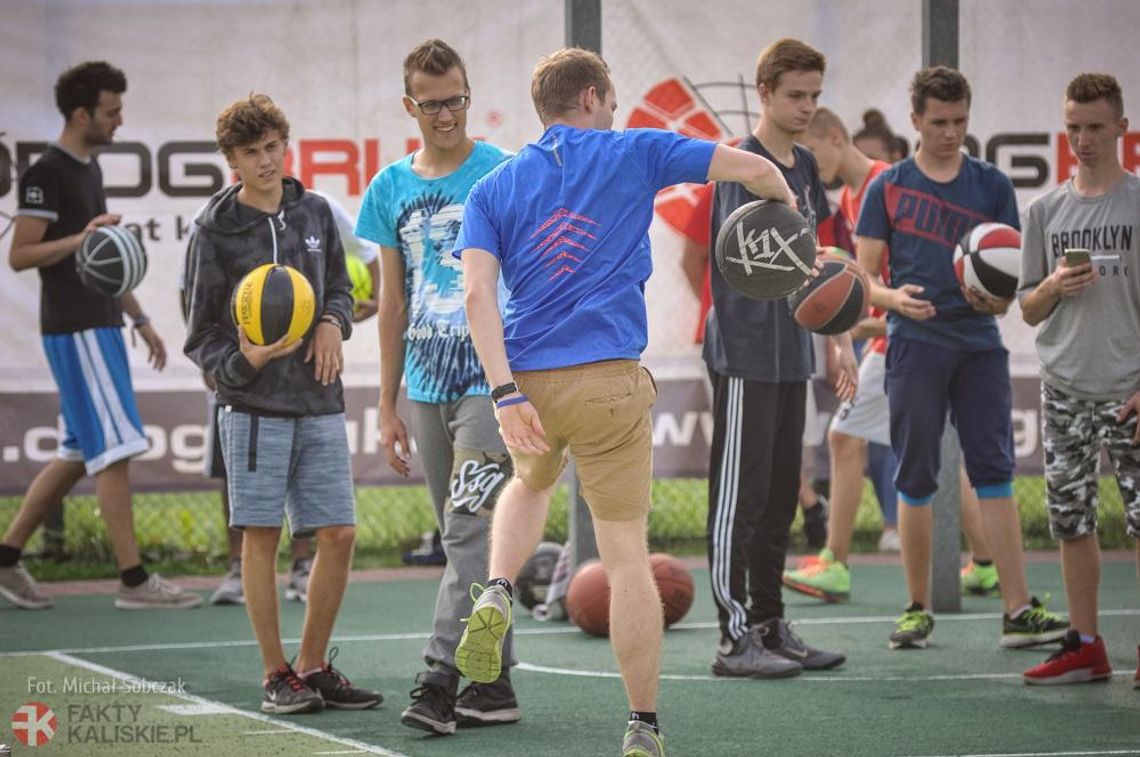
184, 94, 378, 715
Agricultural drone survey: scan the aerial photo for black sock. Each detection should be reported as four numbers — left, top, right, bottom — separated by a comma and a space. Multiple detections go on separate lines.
973, 558, 993, 567
629, 711, 659, 732
489, 577, 513, 598
905, 601, 925, 613
0, 545, 22, 568
120, 565, 149, 588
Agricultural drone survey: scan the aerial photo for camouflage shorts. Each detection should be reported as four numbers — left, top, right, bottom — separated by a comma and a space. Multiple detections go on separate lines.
1042, 383, 1140, 539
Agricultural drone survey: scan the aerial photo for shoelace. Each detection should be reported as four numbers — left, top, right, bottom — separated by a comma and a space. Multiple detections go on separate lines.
319, 647, 355, 692
272, 667, 309, 693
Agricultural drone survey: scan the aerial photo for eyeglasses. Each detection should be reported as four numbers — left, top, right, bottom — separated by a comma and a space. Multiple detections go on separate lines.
408, 94, 470, 116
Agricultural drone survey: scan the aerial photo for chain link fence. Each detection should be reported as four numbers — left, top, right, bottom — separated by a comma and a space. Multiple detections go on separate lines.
0, 475, 1132, 578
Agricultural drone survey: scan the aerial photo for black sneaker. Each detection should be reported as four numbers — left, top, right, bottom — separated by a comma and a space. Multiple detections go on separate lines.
802, 497, 829, 551
1001, 596, 1069, 648
755, 617, 845, 670
455, 677, 521, 727
262, 664, 324, 714
300, 648, 381, 710
401, 675, 457, 735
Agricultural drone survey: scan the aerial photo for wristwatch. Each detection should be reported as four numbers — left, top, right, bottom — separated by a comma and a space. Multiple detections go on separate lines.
490, 381, 518, 402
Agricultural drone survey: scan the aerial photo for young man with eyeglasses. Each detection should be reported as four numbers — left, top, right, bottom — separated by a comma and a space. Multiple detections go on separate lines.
355, 38, 517, 735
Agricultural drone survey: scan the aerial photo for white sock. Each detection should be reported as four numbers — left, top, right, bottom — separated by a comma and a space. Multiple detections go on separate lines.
1079, 633, 1097, 645
1010, 604, 1032, 619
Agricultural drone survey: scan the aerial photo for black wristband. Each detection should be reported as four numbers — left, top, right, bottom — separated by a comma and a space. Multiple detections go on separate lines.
490, 381, 518, 402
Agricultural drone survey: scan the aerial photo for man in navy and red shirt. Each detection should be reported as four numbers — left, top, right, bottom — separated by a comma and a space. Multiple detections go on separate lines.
857, 66, 1068, 650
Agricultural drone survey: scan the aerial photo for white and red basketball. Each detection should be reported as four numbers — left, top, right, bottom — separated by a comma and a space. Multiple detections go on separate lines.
953, 223, 1022, 300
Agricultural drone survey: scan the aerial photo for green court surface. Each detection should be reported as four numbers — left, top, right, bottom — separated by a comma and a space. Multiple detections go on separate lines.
2, 559, 1138, 756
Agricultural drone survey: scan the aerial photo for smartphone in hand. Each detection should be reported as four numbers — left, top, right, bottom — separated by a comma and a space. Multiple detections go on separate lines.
1063, 248, 1091, 267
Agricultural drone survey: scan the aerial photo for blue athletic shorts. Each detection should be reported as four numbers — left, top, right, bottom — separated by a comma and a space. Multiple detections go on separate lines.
217, 407, 356, 537
42, 327, 148, 474
884, 337, 1014, 505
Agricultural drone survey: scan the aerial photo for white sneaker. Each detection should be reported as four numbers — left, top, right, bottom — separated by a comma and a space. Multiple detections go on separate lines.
115, 574, 203, 610
0, 562, 53, 609
878, 528, 901, 553
210, 559, 244, 605
285, 558, 311, 603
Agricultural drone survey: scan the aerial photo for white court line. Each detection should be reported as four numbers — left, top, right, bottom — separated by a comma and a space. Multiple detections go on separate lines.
898, 752, 1140, 756
516, 661, 1138, 684
4, 608, 1138, 657
45, 652, 408, 757
244, 729, 294, 735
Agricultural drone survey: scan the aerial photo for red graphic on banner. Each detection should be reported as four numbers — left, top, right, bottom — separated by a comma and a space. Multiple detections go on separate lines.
627, 78, 729, 236
12, 702, 57, 747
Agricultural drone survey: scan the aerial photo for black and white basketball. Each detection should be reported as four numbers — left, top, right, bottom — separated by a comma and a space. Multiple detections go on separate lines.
75, 225, 148, 297
714, 200, 815, 300
953, 222, 1021, 300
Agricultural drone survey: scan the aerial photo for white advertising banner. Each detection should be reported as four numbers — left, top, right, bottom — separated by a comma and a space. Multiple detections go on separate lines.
1, 0, 1137, 491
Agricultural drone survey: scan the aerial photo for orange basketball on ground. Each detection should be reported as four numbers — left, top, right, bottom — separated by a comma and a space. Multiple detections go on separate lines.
566, 554, 696, 636
566, 560, 611, 637
789, 252, 871, 335
650, 553, 695, 626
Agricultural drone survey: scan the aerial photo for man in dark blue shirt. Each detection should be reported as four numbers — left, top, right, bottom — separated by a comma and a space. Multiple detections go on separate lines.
704, 39, 855, 680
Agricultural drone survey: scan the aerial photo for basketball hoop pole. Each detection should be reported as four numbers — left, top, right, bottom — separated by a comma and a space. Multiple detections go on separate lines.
565, 0, 602, 570
923, 0, 963, 614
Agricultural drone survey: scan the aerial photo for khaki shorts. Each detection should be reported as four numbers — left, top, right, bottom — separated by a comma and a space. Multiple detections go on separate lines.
512, 360, 656, 521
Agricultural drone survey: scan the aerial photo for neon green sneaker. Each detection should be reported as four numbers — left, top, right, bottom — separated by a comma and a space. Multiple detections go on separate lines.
889, 606, 934, 649
455, 583, 512, 684
623, 721, 665, 757
782, 549, 850, 603
961, 560, 1000, 596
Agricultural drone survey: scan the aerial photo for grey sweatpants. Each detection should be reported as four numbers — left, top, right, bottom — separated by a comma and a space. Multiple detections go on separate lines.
410, 395, 515, 685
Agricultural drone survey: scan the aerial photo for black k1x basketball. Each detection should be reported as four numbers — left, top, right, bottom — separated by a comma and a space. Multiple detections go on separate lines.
714, 200, 816, 300
75, 225, 148, 297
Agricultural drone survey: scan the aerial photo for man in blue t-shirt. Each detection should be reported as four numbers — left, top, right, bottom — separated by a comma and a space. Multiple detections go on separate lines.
355, 39, 516, 735
453, 48, 793, 757
856, 66, 1068, 650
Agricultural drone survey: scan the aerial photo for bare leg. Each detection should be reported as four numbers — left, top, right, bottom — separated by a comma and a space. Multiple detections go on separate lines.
594, 514, 660, 712
94, 460, 141, 570
899, 502, 932, 608
958, 467, 992, 561
2, 459, 85, 549
826, 430, 867, 564
1060, 534, 1100, 636
977, 496, 1031, 613
242, 526, 286, 675
486, 477, 554, 582
295, 526, 355, 673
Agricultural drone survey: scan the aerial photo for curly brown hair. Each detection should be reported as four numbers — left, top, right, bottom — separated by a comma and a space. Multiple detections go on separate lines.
215, 94, 290, 157
910, 66, 971, 115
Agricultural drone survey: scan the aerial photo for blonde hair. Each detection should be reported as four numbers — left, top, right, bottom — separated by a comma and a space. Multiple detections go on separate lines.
807, 107, 849, 140
530, 48, 611, 124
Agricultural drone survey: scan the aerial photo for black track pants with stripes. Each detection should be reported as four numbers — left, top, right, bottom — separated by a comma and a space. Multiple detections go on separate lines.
706, 371, 806, 643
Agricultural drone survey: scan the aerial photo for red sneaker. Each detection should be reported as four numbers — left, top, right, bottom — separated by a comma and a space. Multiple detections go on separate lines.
1134, 645, 1139, 690
1023, 630, 1111, 686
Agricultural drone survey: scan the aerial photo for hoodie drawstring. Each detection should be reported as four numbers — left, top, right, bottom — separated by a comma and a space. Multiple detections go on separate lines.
267, 217, 279, 264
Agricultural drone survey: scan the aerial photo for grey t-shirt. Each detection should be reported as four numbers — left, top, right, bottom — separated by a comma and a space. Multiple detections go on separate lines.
1018, 173, 1140, 400
702, 136, 830, 382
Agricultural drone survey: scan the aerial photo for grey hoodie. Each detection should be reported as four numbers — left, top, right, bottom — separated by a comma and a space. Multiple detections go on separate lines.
184, 178, 354, 416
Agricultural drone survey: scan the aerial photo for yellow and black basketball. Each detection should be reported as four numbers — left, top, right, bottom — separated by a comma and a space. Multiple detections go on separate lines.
231, 263, 316, 345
